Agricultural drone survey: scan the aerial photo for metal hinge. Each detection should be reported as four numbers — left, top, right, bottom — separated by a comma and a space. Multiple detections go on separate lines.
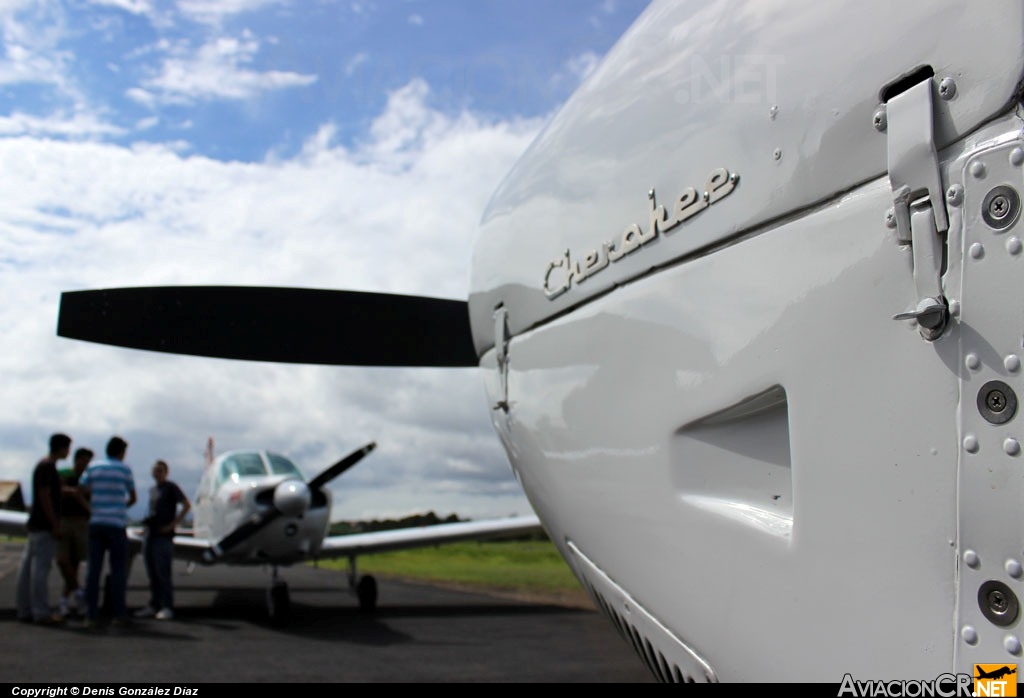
885, 77, 951, 340
493, 305, 509, 411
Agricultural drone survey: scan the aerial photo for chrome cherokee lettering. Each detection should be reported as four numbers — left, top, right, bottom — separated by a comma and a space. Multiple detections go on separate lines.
543, 167, 739, 299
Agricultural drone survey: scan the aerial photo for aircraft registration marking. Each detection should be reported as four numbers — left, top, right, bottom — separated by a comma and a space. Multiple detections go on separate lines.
542, 167, 739, 299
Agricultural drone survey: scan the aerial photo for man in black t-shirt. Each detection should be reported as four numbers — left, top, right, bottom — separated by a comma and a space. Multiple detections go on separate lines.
15, 433, 72, 624
135, 460, 191, 620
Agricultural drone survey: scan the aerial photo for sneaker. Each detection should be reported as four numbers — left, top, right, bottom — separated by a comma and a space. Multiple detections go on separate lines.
73, 588, 85, 606
58, 597, 70, 617
134, 606, 157, 618
155, 608, 174, 620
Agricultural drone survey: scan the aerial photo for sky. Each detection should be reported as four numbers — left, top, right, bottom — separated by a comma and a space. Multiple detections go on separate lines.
0, 0, 652, 523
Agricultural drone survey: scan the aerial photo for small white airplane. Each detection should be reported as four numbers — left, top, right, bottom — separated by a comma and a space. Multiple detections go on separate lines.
152, 438, 541, 619
0, 440, 542, 621
28, 0, 1024, 683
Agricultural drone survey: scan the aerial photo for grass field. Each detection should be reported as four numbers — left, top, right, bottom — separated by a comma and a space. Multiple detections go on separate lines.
315, 539, 592, 606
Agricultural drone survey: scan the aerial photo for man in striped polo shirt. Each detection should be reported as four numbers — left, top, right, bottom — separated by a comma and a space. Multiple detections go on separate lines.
80, 436, 137, 627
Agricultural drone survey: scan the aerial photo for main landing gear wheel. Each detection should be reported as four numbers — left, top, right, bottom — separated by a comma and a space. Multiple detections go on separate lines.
357, 575, 377, 612
267, 581, 290, 624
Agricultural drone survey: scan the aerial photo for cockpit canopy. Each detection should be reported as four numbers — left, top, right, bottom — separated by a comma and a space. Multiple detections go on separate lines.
215, 450, 304, 488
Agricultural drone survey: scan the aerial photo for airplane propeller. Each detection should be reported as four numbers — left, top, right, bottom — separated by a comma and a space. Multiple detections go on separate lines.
202, 441, 377, 563
57, 286, 478, 367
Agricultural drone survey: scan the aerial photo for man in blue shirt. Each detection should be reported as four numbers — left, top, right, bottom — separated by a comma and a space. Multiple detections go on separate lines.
79, 436, 137, 628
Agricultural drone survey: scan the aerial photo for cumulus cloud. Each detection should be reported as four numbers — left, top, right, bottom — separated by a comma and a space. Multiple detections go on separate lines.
137, 31, 317, 104
0, 79, 542, 521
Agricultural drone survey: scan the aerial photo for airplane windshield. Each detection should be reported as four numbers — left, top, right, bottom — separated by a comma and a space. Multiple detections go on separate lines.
267, 453, 304, 478
219, 452, 268, 483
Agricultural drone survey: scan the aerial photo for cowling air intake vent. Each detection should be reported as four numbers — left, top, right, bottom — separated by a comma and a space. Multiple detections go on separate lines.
566, 541, 717, 683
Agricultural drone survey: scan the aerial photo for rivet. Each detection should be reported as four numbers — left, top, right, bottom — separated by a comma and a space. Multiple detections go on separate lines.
1012, 147, 1024, 167
1008, 237, 1022, 255
970, 242, 985, 259
773, 148, 782, 161
769, 105, 778, 120
1005, 635, 1022, 655
1005, 438, 1020, 456
938, 77, 957, 100
946, 184, 964, 206
949, 299, 961, 317
971, 161, 987, 178
1006, 559, 1023, 579
962, 626, 979, 645
964, 434, 979, 453
1005, 355, 1021, 373
964, 549, 980, 567
966, 353, 981, 370
885, 209, 897, 229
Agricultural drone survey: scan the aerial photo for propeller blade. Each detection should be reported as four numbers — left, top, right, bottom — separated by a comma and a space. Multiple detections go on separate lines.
57, 286, 478, 367
308, 441, 377, 491
203, 509, 282, 563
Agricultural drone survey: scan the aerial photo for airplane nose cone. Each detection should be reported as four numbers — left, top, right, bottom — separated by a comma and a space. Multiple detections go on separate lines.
273, 479, 311, 517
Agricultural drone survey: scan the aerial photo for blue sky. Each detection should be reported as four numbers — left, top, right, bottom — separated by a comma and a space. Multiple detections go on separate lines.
0, 0, 650, 522
3, 0, 645, 159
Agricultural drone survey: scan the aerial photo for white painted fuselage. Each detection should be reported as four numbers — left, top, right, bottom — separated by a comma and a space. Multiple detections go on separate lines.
192, 450, 331, 565
468, 0, 1024, 681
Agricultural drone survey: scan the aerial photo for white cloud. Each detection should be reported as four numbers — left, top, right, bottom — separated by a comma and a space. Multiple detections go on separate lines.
138, 32, 318, 104
0, 80, 543, 521
0, 110, 126, 138
176, 0, 289, 26
344, 51, 368, 76
0, 0, 73, 89
407, 14, 423, 26
563, 51, 601, 84
87, 0, 155, 16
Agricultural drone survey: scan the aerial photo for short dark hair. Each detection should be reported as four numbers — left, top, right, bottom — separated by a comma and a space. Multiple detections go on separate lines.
106, 436, 128, 459
74, 448, 93, 461
49, 433, 71, 454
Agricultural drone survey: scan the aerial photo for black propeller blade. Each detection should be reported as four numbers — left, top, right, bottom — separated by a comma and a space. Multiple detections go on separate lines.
57, 286, 478, 367
203, 442, 378, 563
308, 441, 377, 491
204, 510, 282, 562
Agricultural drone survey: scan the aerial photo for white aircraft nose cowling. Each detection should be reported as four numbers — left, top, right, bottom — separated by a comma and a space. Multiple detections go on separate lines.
273, 480, 311, 517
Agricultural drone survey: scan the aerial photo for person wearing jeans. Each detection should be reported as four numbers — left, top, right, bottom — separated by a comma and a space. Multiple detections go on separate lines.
79, 436, 136, 628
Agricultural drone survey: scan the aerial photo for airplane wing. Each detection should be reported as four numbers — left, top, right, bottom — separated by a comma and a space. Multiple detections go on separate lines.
0, 512, 211, 564
126, 514, 544, 564
126, 527, 216, 563
316, 513, 544, 558
0, 509, 27, 536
